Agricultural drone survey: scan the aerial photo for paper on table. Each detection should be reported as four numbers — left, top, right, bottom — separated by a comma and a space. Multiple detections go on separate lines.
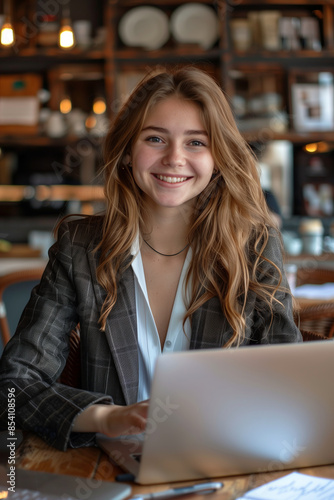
237, 471, 334, 500
293, 283, 334, 299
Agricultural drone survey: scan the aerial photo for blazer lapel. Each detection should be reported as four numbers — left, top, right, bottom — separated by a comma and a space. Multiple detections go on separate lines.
190, 296, 233, 349
87, 248, 139, 405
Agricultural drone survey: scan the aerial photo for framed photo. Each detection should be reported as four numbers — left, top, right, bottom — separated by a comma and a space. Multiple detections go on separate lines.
303, 183, 334, 216
292, 83, 334, 131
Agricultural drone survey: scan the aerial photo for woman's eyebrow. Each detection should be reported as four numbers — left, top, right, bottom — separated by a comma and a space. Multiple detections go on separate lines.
141, 126, 208, 135
185, 129, 208, 136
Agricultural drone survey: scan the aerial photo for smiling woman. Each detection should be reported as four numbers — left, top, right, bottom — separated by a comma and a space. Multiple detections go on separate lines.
0, 67, 302, 452
129, 97, 215, 212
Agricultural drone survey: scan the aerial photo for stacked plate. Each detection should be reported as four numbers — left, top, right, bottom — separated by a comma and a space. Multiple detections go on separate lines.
118, 4, 219, 51
118, 7, 170, 51
170, 3, 220, 49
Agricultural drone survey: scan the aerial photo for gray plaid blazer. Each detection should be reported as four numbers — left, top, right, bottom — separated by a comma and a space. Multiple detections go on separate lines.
0, 217, 301, 450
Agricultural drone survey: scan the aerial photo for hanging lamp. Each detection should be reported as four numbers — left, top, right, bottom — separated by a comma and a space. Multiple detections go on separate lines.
0, 0, 15, 47
59, 5, 75, 49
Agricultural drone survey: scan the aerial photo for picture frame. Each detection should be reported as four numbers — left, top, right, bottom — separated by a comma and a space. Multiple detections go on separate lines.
291, 83, 334, 131
303, 182, 334, 216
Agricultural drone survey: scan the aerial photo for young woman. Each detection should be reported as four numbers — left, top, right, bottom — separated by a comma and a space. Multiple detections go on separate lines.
0, 67, 301, 451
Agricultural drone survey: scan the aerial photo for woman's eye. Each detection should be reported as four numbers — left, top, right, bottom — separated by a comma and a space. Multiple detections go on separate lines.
146, 136, 163, 143
189, 140, 206, 147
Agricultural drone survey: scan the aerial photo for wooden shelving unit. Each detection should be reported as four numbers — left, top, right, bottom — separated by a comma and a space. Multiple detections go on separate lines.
0, 0, 334, 226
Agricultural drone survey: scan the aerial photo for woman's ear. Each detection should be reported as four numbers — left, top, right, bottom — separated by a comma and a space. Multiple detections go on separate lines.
122, 153, 131, 167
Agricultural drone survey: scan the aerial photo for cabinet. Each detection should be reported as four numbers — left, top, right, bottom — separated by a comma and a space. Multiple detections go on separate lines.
219, 0, 334, 220
1, 0, 334, 242
223, 2, 334, 139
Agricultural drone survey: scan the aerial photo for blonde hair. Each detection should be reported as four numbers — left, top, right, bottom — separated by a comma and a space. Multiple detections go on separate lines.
97, 66, 284, 346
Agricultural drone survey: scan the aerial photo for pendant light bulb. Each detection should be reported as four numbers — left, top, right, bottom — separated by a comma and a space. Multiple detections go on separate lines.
93, 97, 107, 115
59, 22, 75, 49
60, 96, 72, 114
0, 21, 15, 46
1, 0, 15, 47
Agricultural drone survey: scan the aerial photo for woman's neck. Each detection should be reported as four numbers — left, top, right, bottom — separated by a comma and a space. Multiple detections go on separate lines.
141, 205, 191, 256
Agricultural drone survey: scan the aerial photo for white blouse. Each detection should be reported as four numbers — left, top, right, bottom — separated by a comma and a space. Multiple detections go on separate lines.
131, 237, 192, 402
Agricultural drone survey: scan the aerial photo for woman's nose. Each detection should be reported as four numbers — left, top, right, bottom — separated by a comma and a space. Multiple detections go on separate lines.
162, 143, 186, 167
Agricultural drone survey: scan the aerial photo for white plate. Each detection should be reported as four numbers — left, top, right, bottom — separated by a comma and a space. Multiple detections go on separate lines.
118, 7, 169, 50
170, 3, 219, 49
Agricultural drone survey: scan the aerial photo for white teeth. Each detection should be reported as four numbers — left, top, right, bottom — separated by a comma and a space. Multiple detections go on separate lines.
156, 175, 188, 184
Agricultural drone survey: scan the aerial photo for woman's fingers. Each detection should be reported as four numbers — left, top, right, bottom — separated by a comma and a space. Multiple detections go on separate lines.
100, 400, 150, 437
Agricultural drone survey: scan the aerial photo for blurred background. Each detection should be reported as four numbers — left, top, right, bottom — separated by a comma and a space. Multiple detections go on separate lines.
0, 0, 334, 262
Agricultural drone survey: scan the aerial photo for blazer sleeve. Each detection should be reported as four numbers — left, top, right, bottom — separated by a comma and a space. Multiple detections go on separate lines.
0, 221, 113, 451
246, 228, 302, 345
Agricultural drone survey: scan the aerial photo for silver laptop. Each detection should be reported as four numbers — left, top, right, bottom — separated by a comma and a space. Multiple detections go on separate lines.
97, 341, 334, 485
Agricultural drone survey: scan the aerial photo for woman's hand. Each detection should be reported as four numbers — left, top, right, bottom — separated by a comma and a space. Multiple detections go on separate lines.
98, 400, 149, 437
72, 400, 149, 437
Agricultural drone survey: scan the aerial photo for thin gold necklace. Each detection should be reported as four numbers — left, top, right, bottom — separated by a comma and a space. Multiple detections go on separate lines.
143, 239, 189, 257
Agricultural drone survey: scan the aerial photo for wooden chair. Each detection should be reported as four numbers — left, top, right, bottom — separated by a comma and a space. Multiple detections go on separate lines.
300, 328, 330, 342
294, 267, 334, 338
0, 267, 80, 387
297, 302, 334, 339
0, 268, 45, 348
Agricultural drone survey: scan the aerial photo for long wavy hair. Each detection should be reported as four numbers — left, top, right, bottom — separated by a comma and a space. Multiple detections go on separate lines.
96, 66, 284, 346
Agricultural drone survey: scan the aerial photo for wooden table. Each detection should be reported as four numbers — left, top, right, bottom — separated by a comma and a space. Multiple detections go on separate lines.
14, 433, 334, 500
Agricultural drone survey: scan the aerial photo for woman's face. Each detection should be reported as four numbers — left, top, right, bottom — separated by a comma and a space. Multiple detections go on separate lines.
130, 96, 215, 212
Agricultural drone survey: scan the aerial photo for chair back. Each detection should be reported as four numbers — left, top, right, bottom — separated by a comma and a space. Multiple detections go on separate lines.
300, 328, 330, 342
0, 267, 81, 387
0, 268, 44, 350
297, 302, 334, 339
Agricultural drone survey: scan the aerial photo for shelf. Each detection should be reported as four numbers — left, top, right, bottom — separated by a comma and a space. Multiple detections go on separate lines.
0, 135, 103, 148
0, 47, 106, 60
117, 0, 215, 6
114, 46, 221, 62
229, 49, 334, 60
0, 185, 104, 203
236, 0, 334, 5
242, 130, 334, 143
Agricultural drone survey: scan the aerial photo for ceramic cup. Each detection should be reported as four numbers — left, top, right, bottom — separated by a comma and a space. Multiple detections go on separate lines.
73, 20, 92, 48
45, 111, 67, 138
299, 219, 324, 256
